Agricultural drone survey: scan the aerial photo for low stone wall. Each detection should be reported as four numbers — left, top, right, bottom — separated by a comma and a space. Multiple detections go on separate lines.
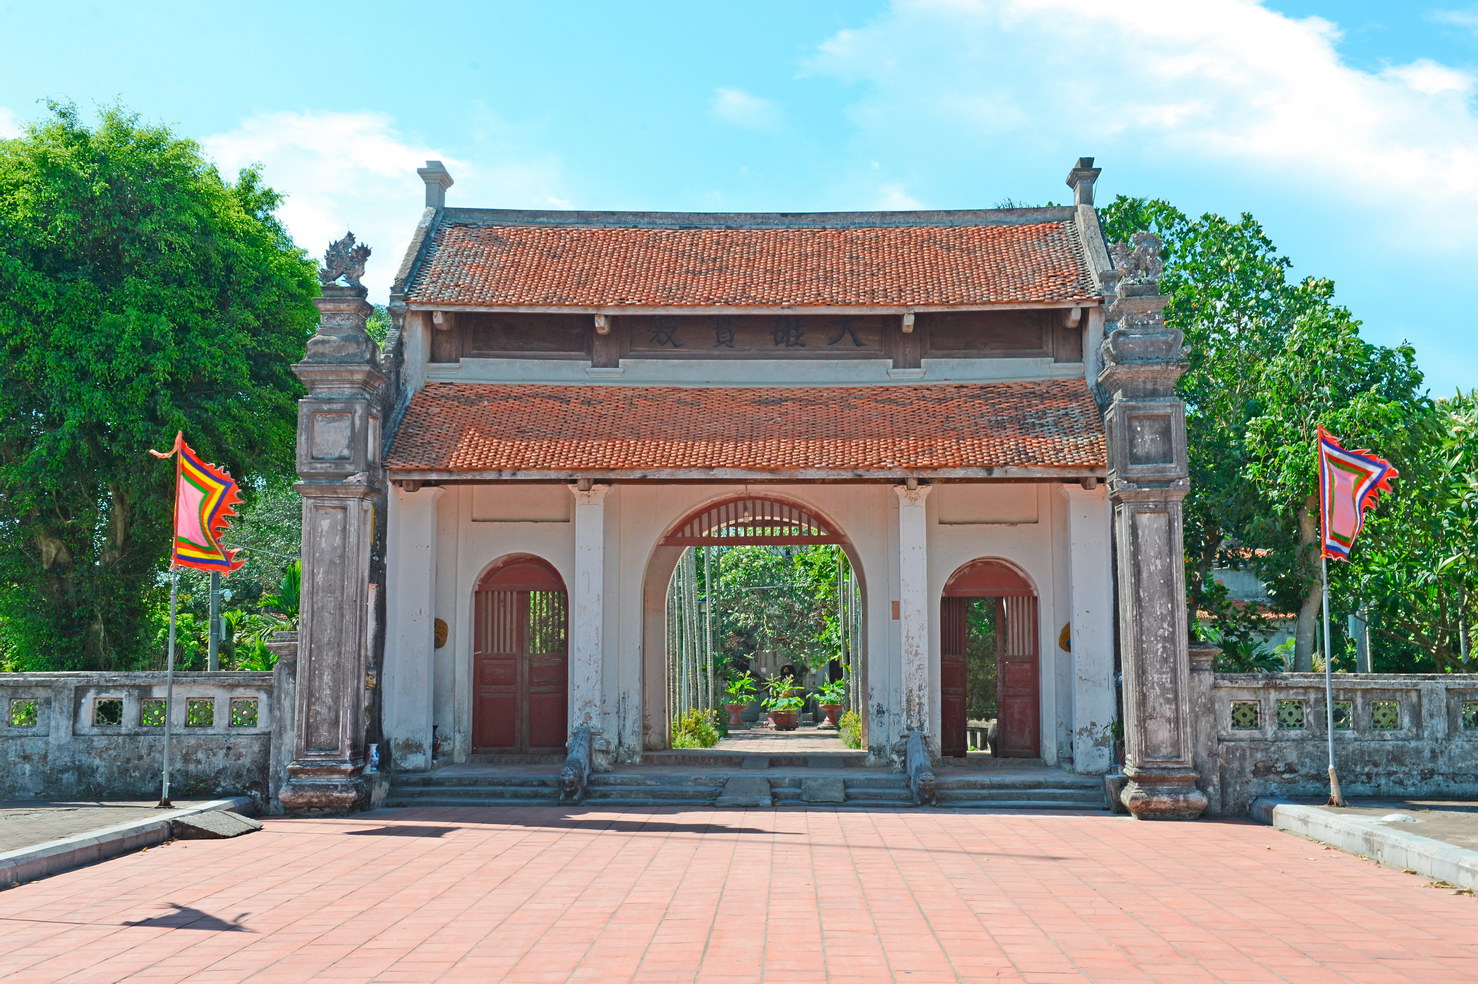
0, 669, 289, 804
1191, 659, 1478, 815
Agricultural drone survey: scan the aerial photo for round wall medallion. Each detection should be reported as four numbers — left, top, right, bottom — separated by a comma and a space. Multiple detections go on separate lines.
434, 618, 448, 649
1058, 623, 1072, 652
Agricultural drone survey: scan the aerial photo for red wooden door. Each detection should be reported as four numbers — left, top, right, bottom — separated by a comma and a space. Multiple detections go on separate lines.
473, 559, 568, 753
940, 596, 969, 757
995, 595, 1040, 758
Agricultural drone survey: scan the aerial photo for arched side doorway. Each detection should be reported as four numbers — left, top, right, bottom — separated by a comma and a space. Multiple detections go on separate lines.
472, 555, 569, 754
941, 560, 1039, 758
641, 493, 867, 751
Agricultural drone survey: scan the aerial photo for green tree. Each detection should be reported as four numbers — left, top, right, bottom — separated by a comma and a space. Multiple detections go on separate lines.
1101, 198, 1427, 670
0, 104, 317, 670
1351, 393, 1478, 672
1242, 303, 1426, 668
709, 545, 845, 674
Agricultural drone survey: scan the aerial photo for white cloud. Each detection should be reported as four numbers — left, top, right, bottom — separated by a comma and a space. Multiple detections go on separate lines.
808, 0, 1478, 251
874, 181, 925, 209
1432, 6, 1478, 33
203, 110, 574, 301
711, 87, 783, 132
0, 107, 21, 139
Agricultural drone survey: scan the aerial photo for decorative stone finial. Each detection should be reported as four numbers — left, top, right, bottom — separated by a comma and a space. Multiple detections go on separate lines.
1109, 230, 1163, 288
1065, 156, 1101, 206
417, 160, 454, 209
320, 232, 371, 288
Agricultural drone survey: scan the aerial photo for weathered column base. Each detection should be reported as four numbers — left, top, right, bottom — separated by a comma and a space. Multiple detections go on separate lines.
1120, 770, 1208, 820
278, 763, 368, 815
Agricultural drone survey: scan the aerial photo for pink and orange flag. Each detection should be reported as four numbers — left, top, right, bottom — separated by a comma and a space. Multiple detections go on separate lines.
1318, 425, 1397, 562
149, 432, 245, 574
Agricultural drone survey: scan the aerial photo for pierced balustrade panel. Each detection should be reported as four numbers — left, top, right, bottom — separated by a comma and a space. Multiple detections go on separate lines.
1230, 701, 1260, 731
1370, 700, 1400, 731
186, 698, 215, 728
229, 697, 259, 728
140, 698, 167, 728
93, 698, 123, 727
9, 698, 37, 728
1275, 699, 1306, 730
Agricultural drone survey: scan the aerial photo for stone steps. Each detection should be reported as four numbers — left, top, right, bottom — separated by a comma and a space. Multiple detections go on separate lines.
384, 767, 1108, 811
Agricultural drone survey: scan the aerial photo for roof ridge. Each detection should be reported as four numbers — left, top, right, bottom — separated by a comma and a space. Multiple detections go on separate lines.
440, 206, 1078, 229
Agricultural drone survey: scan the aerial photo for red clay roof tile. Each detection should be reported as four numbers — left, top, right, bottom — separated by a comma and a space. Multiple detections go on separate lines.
406, 220, 1097, 309
385, 381, 1105, 476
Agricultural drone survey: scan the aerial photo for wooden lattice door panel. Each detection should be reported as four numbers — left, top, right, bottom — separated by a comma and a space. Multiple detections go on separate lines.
524, 590, 568, 752
995, 595, 1040, 758
472, 559, 568, 754
473, 588, 520, 751
940, 596, 970, 757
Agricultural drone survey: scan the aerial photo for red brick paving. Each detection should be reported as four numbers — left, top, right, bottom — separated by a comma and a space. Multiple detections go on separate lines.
1, 807, 1475, 983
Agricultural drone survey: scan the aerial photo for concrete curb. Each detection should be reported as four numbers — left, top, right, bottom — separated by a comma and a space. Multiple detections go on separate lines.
1251, 797, 1478, 893
0, 797, 254, 889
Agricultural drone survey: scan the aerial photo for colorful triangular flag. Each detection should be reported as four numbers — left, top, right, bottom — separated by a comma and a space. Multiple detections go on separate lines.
149, 432, 245, 574
1317, 425, 1397, 562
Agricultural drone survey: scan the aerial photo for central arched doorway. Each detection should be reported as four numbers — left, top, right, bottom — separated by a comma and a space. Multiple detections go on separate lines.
472, 555, 569, 754
643, 493, 866, 751
941, 559, 1040, 758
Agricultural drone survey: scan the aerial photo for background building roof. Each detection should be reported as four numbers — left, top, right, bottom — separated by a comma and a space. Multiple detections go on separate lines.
401, 206, 1101, 310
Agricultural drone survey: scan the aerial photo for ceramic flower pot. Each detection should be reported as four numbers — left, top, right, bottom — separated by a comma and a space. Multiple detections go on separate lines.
769, 710, 799, 731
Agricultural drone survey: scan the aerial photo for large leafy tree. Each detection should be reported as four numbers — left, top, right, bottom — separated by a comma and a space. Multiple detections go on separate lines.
1351, 393, 1478, 672
0, 104, 317, 670
1101, 198, 1427, 670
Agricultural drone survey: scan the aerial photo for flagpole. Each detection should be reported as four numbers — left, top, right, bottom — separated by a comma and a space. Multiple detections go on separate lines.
159, 567, 177, 809
1321, 554, 1344, 807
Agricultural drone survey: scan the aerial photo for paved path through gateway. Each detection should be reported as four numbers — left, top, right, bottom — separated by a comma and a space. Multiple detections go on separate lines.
1, 807, 1475, 984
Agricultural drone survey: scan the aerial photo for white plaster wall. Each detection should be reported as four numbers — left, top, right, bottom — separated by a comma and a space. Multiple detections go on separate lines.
924, 484, 1060, 764
388, 478, 1116, 772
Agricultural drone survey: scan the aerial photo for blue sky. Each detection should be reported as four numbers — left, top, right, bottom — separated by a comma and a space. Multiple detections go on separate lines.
2, 0, 1475, 393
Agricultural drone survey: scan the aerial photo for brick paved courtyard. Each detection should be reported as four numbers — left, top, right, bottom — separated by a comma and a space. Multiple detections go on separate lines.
1, 807, 1475, 984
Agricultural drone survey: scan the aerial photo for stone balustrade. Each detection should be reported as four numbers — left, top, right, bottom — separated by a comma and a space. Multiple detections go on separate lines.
1, 666, 293, 804
1190, 665, 1478, 814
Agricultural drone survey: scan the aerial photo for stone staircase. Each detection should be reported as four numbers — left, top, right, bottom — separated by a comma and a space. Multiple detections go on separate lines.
933, 771, 1104, 810
384, 763, 1107, 811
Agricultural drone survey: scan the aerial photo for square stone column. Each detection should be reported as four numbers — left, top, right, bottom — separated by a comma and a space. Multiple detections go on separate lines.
382, 484, 442, 772
279, 257, 387, 814
1098, 245, 1207, 820
894, 484, 932, 737
569, 484, 612, 737
1060, 483, 1114, 774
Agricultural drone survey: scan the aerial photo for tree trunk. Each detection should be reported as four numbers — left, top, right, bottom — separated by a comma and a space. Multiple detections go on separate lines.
1293, 497, 1321, 671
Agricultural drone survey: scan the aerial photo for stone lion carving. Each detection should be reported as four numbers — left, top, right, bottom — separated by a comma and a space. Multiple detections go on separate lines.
319, 232, 371, 287
1110, 230, 1164, 286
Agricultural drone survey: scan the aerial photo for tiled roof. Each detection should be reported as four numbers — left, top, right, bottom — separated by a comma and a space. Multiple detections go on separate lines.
405, 212, 1097, 309
385, 381, 1105, 476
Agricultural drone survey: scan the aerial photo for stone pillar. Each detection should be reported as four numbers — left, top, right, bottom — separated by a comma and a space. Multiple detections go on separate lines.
1099, 237, 1207, 820
569, 484, 612, 735
381, 485, 442, 772
279, 237, 387, 814
894, 484, 932, 736
1061, 484, 1115, 774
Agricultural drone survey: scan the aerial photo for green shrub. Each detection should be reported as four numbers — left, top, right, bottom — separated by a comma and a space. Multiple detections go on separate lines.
671, 708, 722, 749
838, 710, 862, 749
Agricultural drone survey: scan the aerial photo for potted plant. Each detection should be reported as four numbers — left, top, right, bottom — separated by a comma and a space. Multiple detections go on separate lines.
814, 678, 847, 729
722, 672, 758, 728
763, 678, 805, 731
1104, 718, 1125, 767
